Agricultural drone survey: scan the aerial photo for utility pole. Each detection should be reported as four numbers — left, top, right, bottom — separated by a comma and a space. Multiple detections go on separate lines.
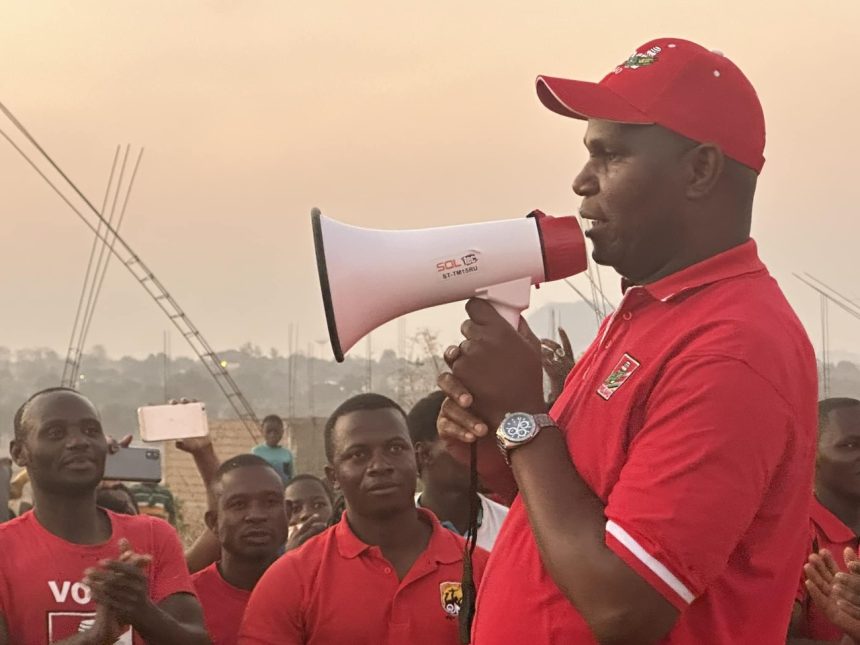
366, 334, 373, 392
162, 330, 171, 402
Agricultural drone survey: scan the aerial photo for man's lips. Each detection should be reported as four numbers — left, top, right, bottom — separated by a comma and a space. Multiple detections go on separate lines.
365, 482, 401, 494
241, 528, 274, 542
62, 455, 96, 468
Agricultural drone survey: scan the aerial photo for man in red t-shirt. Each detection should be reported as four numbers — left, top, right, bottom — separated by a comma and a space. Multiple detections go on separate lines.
192, 453, 288, 644
437, 38, 817, 644
0, 387, 208, 645
789, 398, 860, 642
239, 393, 490, 645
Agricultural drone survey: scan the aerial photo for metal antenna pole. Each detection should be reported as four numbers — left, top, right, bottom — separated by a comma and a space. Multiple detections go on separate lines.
0, 103, 261, 441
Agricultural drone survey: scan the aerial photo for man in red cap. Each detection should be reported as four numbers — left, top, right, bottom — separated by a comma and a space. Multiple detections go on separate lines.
437, 38, 817, 643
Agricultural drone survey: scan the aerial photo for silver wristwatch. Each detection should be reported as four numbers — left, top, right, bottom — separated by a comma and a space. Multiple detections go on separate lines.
496, 412, 556, 465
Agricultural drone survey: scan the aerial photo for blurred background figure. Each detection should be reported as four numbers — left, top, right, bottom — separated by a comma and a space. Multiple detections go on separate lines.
284, 473, 335, 549
252, 415, 295, 485
96, 482, 140, 515
408, 390, 508, 550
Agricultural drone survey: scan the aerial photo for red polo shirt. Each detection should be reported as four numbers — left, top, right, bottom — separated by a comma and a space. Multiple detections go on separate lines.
238, 507, 489, 645
473, 240, 817, 644
796, 496, 859, 640
192, 562, 252, 645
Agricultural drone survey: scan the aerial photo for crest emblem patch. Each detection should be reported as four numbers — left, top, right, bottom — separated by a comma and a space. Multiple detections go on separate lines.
613, 45, 663, 74
440, 581, 463, 618
597, 353, 641, 400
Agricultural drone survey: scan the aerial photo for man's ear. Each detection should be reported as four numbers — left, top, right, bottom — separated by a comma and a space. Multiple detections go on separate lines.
10, 439, 28, 468
324, 464, 340, 492
685, 143, 725, 200
204, 509, 219, 535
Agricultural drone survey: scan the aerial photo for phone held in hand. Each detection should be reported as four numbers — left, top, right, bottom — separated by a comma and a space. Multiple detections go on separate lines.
137, 402, 210, 442
104, 447, 163, 482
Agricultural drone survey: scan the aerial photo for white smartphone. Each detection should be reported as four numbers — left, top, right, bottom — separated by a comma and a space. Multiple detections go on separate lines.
137, 402, 209, 442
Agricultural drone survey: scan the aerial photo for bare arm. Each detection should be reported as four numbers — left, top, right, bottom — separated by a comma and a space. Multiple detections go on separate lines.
508, 426, 678, 643
174, 435, 219, 509
132, 592, 210, 645
184, 527, 221, 574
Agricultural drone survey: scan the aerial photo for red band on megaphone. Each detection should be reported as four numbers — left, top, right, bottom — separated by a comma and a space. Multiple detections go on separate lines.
529, 211, 588, 281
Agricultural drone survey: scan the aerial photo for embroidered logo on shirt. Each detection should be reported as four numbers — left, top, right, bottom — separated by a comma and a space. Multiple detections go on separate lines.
440, 581, 464, 618
597, 353, 641, 400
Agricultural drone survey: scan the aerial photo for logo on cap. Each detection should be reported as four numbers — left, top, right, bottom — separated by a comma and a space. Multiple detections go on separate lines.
614, 45, 662, 74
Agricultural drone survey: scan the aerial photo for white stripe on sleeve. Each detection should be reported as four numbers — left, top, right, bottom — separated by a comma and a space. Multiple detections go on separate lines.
606, 520, 695, 605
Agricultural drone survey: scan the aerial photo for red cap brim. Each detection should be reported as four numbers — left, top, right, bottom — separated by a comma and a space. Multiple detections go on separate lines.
536, 75, 654, 124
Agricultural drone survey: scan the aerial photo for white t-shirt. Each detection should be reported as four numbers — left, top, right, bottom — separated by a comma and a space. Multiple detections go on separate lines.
414, 492, 509, 551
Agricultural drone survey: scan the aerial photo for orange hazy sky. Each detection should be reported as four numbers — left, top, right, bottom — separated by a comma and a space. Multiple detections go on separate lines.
1, 1, 858, 362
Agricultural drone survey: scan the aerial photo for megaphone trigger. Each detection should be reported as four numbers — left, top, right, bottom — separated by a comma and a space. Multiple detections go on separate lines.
474, 277, 533, 329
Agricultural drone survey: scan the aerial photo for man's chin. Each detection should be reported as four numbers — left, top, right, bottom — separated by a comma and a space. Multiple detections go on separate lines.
46, 478, 100, 496
235, 545, 282, 561
590, 246, 616, 269
362, 498, 415, 520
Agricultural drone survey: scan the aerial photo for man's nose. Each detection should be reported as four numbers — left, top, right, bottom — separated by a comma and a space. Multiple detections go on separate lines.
572, 162, 598, 197
367, 450, 395, 474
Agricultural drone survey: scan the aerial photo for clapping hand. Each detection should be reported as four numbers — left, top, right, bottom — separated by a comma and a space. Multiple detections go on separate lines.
805, 547, 860, 640
85, 539, 153, 627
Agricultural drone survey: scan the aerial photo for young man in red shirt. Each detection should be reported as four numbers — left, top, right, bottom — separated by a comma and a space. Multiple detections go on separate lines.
192, 453, 288, 645
789, 398, 860, 642
0, 387, 208, 645
437, 37, 817, 643
239, 393, 490, 644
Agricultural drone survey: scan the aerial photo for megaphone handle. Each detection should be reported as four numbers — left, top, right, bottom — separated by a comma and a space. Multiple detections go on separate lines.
475, 277, 532, 330
490, 302, 525, 328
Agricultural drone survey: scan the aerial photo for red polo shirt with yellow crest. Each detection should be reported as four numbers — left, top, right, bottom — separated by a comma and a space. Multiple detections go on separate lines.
473, 240, 817, 644
240, 507, 488, 645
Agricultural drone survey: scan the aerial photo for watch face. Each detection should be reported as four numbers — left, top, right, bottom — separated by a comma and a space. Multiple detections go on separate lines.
502, 413, 535, 443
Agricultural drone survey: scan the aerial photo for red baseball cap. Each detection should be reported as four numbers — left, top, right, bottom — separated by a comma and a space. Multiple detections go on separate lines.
536, 38, 766, 173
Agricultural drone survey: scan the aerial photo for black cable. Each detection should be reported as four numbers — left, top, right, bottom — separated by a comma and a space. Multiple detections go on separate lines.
459, 441, 480, 644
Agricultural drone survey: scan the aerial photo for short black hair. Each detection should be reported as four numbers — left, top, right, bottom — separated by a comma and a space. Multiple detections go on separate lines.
13, 387, 88, 442
285, 473, 335, 504
819, 398, 860, 440
261, 415, 284, 429
211, 453, 284, 500
407, 391, 445, 445
324, 393, 407, 463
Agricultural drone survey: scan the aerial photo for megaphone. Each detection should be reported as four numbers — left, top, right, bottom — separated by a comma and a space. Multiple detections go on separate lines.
312, 208, 588, 362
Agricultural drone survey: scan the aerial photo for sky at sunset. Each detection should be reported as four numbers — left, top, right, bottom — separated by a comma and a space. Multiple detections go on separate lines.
2, 1, 858, 364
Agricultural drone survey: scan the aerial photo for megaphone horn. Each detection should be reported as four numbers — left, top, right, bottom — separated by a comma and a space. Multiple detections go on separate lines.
312, 208, 587, 362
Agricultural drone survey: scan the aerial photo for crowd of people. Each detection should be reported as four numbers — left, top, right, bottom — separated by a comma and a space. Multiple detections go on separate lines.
4, 384, 860, 644
1, 35, 858, 644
